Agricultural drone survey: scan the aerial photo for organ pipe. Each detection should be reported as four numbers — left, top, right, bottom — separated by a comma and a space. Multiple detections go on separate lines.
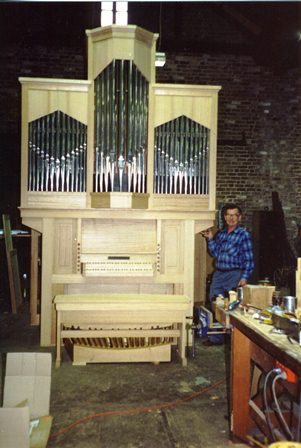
28, 111, 87, 192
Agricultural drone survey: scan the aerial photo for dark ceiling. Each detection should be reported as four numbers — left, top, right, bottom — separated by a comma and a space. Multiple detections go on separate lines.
0, 2, 301, 73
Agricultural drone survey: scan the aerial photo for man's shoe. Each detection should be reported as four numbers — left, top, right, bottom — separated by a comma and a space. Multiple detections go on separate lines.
202, 339, 223, 346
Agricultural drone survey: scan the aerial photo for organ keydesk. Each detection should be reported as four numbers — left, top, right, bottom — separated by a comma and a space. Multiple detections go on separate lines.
19, 25, 221, 359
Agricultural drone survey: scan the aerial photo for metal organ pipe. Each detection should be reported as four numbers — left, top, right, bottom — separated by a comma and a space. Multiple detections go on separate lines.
94, 59, 149, 193
154, 117, 210, 195
27, 61, 209, 197
27, 111, 87, 192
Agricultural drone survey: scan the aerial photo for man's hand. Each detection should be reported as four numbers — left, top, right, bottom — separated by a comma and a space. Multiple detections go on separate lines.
201, 228, 213, 240
238, 279, 247, 287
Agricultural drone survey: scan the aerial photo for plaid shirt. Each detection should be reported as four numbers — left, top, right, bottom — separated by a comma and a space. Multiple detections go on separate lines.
207, 226, 254, 280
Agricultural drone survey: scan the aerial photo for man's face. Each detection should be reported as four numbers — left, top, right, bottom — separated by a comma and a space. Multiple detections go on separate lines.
224, 208, 241, 229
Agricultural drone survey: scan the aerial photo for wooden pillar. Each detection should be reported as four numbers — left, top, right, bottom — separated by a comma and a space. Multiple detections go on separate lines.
40, 218, 54, 346
30, 229, 40, 325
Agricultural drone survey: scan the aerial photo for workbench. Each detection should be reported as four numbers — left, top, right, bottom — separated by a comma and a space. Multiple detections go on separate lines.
229, 310, 301, 445
54, 293, 191, 367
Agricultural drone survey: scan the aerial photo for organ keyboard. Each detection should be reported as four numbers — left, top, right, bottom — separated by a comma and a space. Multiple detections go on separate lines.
81, 254, 156, 276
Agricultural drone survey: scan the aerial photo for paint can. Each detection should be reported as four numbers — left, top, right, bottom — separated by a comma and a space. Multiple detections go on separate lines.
282, 296, 297, 313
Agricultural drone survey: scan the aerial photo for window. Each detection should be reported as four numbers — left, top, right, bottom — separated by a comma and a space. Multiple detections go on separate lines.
101, 2, 128, 27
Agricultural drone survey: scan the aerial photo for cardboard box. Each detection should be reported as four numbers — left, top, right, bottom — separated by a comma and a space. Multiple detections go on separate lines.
0, 406, 30, 448
0, 353, 52, 448
243, 285, 275, 309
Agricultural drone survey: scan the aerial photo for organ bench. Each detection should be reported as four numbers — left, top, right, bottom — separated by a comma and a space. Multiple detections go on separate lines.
54, 293, 191, 367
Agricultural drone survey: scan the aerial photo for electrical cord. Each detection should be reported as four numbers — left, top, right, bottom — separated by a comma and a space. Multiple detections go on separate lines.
271, 372, 294, 440
49, 377, 226, 440
264, 367, 296, 442
263, 369, 278, 442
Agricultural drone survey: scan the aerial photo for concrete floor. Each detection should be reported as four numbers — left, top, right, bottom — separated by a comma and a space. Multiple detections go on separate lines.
0, 303, 249, 448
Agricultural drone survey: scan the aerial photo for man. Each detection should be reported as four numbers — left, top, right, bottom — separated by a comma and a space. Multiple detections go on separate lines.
202, 203, 254, 301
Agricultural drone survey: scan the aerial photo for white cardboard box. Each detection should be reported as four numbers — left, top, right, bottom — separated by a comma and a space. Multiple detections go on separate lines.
0, 406, 30, 448
0, 352, 52, 448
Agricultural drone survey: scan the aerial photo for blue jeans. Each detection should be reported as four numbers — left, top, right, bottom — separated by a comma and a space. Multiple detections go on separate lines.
209, 270, 242, 301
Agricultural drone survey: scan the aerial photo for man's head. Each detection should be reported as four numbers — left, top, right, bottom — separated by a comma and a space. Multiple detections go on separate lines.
222, 203, 242, 231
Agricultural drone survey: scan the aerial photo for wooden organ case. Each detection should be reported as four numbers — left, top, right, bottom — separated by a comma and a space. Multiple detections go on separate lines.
19, 25, 221, 363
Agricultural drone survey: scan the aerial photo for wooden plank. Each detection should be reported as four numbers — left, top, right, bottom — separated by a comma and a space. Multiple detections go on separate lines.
40, 218, 54, 346
73, 343, 171, 365
2, 214, 22, 313
231, 326, 252, 439
214, 304, 230, 327
10, 249, 22, 310
30, 229, 40, 325
61, 329, 180, 338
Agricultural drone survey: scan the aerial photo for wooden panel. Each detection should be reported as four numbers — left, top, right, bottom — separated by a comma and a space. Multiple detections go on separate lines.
27, 193, 87, 209
231, 327, 252, 439
53, 219, 77, 274
66, 282, 174, 295
30, 229, 40, 325
81, 219, 157, 254
160, 220, 184, 276
72, 343, 171, 365
183, 220, 195, 300
194, 233, 207, 303
90, 192, 149, 209
150, 194, 209, 211
19, 78, 90, 123
152, 84, 221, 128
40, 218, 54, 346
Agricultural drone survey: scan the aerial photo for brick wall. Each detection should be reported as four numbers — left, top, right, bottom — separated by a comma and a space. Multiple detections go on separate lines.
157, 52, 301, 249
1, 42, 301, 253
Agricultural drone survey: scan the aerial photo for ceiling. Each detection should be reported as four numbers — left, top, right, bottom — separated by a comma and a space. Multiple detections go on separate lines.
0, 1, 300, 73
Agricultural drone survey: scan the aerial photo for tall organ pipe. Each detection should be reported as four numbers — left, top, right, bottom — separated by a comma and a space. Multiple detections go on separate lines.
94, 59, 149, 193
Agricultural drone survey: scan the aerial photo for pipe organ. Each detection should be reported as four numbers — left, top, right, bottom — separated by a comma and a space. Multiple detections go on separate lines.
19, 25, 221, 358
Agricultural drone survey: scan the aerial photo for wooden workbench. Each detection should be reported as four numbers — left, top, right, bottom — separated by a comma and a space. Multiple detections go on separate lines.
229, 310, 301, 444
54, 293, 191, 367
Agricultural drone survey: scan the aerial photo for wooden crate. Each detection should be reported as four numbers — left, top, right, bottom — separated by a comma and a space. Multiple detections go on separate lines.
242, 285, 275, 309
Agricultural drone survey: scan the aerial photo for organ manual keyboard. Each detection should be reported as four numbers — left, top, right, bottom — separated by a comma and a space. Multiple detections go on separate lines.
81, 254, 156, 277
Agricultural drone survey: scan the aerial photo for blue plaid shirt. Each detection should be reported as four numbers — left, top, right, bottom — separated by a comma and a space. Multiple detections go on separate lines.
207, 226, 254, 280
